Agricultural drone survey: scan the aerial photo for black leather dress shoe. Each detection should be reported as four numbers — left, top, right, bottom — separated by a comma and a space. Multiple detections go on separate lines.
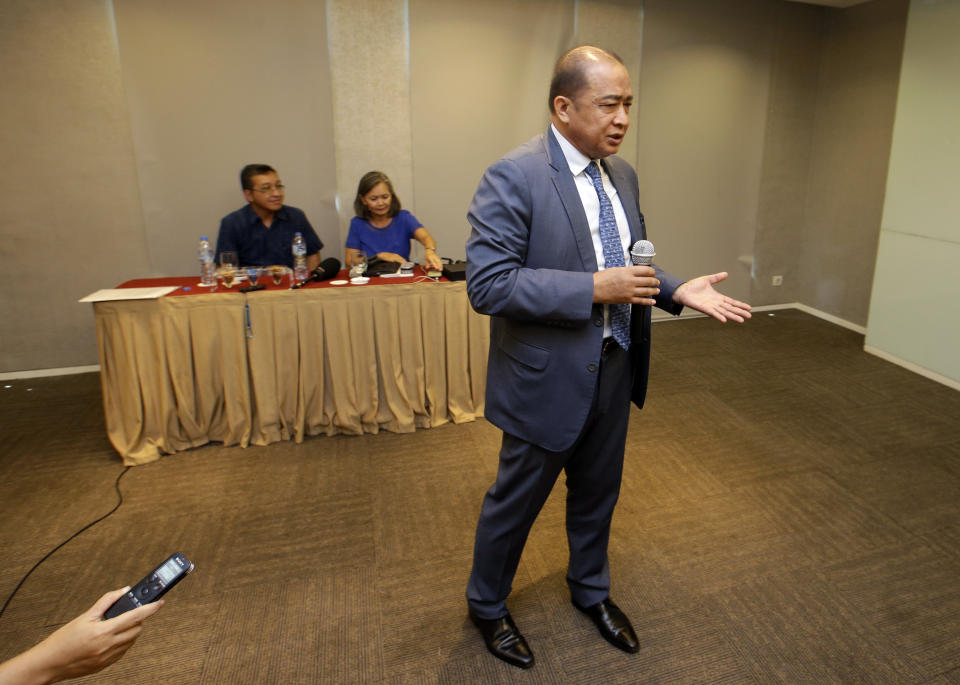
469, 612, 535, 669
573, 598, 640, 653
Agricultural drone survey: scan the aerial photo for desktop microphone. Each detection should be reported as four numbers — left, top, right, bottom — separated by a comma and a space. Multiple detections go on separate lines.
630, 240, 655, 266
292, 257, 342, 288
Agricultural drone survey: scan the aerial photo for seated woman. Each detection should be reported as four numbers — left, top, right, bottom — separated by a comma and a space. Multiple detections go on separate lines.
346, 171, 444, 273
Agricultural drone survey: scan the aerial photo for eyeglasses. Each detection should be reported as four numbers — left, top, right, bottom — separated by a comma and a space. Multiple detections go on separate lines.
250, 183, 285, 193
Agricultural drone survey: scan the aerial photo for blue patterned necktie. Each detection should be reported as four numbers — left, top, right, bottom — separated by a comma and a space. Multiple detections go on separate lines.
583, 162, 630, 351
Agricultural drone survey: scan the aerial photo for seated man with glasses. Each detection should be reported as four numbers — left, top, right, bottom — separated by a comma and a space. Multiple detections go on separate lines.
216, 163, 323, 270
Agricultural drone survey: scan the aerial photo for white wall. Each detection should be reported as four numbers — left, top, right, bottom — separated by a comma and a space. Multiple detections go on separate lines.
865, 0, 960, 385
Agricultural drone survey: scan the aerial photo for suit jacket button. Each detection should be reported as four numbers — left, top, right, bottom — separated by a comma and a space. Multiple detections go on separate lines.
587, 363, 597, 373
593, 318, 602, 327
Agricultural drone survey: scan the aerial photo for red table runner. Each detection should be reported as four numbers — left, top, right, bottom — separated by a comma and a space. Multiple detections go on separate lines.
117, 266, 447, 296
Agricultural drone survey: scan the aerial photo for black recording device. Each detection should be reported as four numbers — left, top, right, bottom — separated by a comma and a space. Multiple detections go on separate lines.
239, 283, 266, 293
442, 261, 467, 281
103, 552, 194, 619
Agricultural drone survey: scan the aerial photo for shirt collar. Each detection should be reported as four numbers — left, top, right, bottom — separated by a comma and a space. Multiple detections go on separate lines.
550, 123, 595, 177
243, 203, 288, 225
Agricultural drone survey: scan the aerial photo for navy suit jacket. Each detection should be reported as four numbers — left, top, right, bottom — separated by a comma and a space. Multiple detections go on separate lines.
466, 128, 684, 452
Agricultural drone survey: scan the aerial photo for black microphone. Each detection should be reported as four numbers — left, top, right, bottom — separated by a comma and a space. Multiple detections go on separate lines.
292, 257, 342, 289
630, 240, 656, 266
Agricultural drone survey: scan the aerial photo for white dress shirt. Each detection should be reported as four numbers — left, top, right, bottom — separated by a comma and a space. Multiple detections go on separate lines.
550, 123, 632, 337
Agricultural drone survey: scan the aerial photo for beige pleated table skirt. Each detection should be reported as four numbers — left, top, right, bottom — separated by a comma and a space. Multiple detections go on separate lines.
92, 276, 489, 465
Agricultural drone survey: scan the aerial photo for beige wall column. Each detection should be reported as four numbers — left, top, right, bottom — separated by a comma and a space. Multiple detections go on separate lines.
327, 0, 414, 257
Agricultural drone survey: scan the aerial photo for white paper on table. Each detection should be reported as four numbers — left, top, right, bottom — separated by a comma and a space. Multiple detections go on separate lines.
78, 287, 181, 303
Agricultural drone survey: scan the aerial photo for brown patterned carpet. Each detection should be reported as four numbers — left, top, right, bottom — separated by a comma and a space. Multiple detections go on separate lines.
1, 308, 959, 684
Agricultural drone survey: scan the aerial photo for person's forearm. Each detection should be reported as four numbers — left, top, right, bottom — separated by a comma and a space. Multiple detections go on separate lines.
306, 253, 321, 272
414, 228, 437, 254
0, 642, 60, 685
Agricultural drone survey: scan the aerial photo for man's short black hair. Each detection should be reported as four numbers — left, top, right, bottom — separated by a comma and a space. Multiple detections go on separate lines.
548, 46, 624, 114
240, 164, 276, 190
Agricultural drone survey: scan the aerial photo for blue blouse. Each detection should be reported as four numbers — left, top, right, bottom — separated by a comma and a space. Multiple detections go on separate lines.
346, 210, 422, 260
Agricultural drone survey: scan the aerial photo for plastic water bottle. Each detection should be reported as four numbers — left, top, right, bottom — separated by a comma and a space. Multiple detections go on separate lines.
198, 236, 216, 286
292, 232, 308, 282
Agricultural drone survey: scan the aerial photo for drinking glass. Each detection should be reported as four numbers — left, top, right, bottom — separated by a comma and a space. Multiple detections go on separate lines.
218, 267, 235, 288
217, 252, 239, 288
270, 266, 287, 286
246, 267, 260, 285
350, 251, 368, 278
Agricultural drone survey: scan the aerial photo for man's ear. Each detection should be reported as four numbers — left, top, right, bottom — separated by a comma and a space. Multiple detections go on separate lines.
554, 96, 572, 123
242, 189, 254, 204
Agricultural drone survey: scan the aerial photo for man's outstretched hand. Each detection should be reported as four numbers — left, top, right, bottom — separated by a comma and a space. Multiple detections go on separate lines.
673, 272, 752, 323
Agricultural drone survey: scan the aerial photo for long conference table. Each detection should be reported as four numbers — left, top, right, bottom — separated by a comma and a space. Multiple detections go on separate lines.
92, 270, 489, 465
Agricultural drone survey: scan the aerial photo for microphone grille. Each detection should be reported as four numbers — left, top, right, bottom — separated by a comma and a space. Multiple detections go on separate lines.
321, 257, 342, 272
630, 240, 656, 266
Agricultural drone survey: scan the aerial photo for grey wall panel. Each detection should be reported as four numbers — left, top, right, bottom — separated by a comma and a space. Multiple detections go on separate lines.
797, 0, 907, 325
0, 0, 149, 371
113, 0, 340, 276
636, 0, 775, 307
409, 0, 575, 260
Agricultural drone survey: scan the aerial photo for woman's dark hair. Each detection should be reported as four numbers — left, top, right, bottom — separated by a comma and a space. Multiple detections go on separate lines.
354, 171, 402, 219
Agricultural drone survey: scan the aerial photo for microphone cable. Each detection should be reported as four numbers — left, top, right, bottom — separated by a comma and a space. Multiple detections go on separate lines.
0, 466, 131, 620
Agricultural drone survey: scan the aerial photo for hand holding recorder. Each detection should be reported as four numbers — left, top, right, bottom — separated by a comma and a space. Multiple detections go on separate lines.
0, 552, 193, 684
0, 589, 160, 684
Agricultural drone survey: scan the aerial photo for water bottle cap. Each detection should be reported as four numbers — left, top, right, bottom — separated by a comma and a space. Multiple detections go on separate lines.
295, 232, 302, 237
200, 235, 208, 241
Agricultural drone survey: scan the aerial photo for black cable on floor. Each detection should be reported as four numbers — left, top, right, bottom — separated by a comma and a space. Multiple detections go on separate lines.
0, 466, 131, 620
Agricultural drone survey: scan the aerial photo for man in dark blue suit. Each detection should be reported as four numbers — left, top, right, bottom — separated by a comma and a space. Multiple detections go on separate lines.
465, 46, 751, 669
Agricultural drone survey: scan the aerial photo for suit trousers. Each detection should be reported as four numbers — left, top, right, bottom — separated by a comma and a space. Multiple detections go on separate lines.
466, 342, 635, 619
